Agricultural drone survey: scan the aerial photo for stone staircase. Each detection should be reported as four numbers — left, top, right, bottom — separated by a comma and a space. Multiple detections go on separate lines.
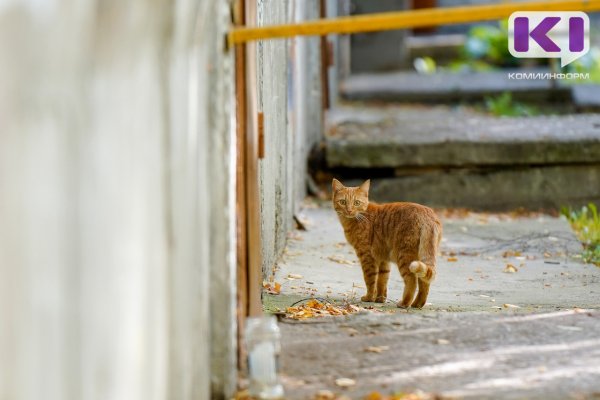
322, 80, 600, 209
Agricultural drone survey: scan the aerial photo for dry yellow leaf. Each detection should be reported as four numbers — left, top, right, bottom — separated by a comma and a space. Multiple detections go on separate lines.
335, 378, 356, 387
287, 273, 303, 280
314, 390, 335, 400
365, 345, 389, 353
364, 392, 385, 400
328, 254, 355, 265
504, 264, 518, 273
447, 257, 458, 262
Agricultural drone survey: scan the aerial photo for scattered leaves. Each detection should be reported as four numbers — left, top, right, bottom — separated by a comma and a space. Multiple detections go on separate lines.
503, 264, 518, 273
285, 299, 368, 320
262, 281, 281, 295
363, 391, 436, 400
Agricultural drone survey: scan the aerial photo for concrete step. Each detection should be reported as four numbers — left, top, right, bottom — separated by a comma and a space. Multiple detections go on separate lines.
326, 105, 600, 168
323, 105, 600, 210
340, 70, 600, 106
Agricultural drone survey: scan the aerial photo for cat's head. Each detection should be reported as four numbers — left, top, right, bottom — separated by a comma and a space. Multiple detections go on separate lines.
332, 178, 370, 219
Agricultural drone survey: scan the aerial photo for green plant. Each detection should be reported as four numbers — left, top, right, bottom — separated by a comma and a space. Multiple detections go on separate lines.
561, 203, 600, 266
484, 92, 538, 117
565, 47, 600, 84
450, 20, 519, 72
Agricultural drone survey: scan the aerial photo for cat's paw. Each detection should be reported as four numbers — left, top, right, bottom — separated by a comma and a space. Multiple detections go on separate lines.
361, 294, 376, 302
375, 296, 386, 303
411, 298, 427, 309
396, 301, 410, 309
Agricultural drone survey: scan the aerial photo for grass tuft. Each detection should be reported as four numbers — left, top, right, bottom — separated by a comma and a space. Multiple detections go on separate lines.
561, 203, 600, 266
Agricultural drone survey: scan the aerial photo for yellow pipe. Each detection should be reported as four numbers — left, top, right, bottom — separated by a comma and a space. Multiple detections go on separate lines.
229, 0, 600, 45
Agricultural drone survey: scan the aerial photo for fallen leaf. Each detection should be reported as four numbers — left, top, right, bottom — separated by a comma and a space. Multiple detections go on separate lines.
504, 264, 518, 273
365, 346, 389, 353
287, 274, 303, 280
364, 392, 385, 400
503, 303, 520, 309
345, 328, 359, 336
502, 250, 522, 258
328, 254, 355, 265
447, 257, 458, 262
262, 281, 282, 295
335, 378, 356, 388
233, 389, 253, 400
436, 339, 450, 345
314, 390, 335, 400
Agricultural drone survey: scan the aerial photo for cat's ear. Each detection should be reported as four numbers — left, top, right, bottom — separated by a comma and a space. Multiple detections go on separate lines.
359, 179, 370, 194
332, 178, 344, 192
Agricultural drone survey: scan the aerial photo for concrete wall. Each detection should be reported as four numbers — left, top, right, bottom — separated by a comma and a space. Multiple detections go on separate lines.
0, 1, 236, 399
256, 0, 323, 279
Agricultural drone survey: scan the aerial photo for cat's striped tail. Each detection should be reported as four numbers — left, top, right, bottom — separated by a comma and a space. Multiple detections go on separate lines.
409, 223, 441, 283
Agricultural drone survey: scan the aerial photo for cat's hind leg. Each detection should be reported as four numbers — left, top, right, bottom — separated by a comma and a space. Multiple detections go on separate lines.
397, 260, 417, 308
375, 261, 390, 303
411, 278, 430, 309
409, 225, 439, 308
358, 254, 378, 302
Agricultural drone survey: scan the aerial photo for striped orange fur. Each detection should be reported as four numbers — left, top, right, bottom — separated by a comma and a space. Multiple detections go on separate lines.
332, 178, 442, 308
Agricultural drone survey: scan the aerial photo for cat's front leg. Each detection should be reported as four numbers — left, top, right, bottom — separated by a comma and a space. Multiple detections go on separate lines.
357, 253, 378, 302
375, 261, 390, 303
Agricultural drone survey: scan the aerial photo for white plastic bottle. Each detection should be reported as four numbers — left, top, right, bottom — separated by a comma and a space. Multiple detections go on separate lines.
245, 316, 284, 399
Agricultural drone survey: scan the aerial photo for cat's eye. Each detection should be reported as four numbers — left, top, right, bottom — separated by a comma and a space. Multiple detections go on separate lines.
354, 200, 361, 206
338, 199, 346, 205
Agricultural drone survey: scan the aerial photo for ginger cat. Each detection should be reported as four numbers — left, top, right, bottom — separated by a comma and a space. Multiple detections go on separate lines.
332, 178, 442, 308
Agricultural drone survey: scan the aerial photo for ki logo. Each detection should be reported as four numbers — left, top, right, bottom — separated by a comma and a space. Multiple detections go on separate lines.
508, 11, 589, 67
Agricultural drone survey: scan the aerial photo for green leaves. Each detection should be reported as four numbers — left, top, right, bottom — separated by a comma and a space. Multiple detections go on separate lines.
562, 203, 600, 266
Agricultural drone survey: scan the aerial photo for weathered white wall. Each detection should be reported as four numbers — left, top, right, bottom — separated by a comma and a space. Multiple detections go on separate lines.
293, 0, 323, 209
256, 0, 323, 278
0, 1, 235, 399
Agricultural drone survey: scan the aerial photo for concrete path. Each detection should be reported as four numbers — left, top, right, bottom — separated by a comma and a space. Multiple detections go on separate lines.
265, 202, 600, 399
